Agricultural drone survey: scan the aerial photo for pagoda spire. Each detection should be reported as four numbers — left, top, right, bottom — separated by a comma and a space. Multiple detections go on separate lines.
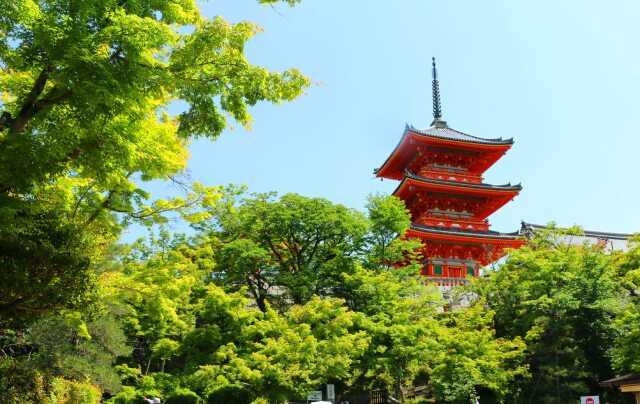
431, 57, 447, 128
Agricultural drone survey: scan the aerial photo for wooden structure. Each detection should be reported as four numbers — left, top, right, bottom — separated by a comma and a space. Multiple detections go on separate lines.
600, 374, 640, 403
375, 58, 524, 284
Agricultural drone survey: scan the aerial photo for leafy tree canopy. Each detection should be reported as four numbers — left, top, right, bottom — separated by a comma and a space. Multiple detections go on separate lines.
0, 0, 309, 322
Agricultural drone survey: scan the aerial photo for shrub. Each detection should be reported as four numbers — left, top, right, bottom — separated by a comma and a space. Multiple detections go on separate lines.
164, 388, 201, 404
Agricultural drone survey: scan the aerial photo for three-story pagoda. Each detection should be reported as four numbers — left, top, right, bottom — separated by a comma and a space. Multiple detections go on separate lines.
375, 59, 524, 285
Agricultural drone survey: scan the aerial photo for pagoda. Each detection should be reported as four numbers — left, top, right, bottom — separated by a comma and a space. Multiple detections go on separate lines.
375, 59, 524, 285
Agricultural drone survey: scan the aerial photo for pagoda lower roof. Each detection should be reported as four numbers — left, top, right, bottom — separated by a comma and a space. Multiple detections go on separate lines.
406, 124, 513, 146
401, 171, 522, 192
410, 223, 521, 240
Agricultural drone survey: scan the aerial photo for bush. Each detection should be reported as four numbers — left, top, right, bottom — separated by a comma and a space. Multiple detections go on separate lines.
48, 377, 102, 404
164, 388, 201, 404
206, 384, 253, 404
106, 386, 146, 404
0, 361, 100, 404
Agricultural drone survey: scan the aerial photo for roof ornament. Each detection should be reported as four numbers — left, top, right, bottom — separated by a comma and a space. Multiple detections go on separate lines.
431, 57, 448, 128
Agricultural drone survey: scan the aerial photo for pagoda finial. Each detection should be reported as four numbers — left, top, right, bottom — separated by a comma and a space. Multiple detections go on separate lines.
431, 57, 447, 128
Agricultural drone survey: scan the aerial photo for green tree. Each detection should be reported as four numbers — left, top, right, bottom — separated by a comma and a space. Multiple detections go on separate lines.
215, 192, 369, 309
0, 0, 308, 193
0, 0, 309, 322
609, 236, 640, 373
476, 227, 624, 402
365, 193, 415, 269
430, 299, 527, 403
346, 266, 442, 397
0, 202, 95, 325
0, 308, 131, 402
105, 231, 215, 375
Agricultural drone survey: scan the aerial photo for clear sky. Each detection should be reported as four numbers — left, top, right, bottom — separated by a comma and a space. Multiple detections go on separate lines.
131, 0, 640, 238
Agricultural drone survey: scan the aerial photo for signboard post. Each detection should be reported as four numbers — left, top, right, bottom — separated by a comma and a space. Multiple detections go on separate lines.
327, 384, 335, 401
580, 396, 600, 404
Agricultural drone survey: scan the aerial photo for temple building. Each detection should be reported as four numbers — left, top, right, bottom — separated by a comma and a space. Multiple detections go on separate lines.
520, 221, 633, 252
375, 59, 524, 285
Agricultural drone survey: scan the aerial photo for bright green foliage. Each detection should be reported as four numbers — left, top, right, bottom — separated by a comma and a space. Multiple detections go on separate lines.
248, 297, 369, 402
181, 287, 368, 403
0, 202, 95, 325
609, 236, 640, 373
44, 316, 130, 393
3, 369, 103, 404
0, 0, 309, 323
0, 0, 309, 193
0, 311, 131, 396
430, 300, 527, 402
338, 265, 527, 403
215, 192, 369, 310
476, 227, 625, 402
181, 284, 261, 372
349, 267, 442, 394
365, 193, 417, 269
104, 232, 214, 375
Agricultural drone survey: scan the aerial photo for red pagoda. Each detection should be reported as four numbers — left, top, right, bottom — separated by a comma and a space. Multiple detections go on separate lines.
375, 59, 524, 285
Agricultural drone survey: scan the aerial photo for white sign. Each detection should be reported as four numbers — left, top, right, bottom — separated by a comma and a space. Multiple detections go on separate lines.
327, 384, 335, 399
580, 396, 600, 404
307, 391, 322, 401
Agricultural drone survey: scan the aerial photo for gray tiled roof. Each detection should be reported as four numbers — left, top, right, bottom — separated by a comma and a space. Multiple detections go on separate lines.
406, 124, 514, 145
403, 171, 522, 191
411, 223, 521, 239
520, 222, 635, 252
600, 373, 640, 388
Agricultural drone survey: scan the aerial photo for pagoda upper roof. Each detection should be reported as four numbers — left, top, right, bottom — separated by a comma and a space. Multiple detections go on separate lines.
410, 223, 521, 240
402, 171, 522, 192
375, 124, 514, 180
406, 124, 514, 146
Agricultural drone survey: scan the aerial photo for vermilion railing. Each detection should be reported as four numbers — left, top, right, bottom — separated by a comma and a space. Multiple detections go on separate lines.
416, 215, 490, 231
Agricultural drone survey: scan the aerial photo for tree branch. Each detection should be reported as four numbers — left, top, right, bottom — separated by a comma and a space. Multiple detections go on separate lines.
6, 69, 50, 134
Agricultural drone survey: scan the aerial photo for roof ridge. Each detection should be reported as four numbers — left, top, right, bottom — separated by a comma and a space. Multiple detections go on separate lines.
521, 222, 634, 239
407, 124, 513, 144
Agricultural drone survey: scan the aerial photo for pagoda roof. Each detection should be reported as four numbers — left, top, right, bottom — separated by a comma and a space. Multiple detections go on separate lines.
406, 124, 514, 146
402, 171, 522, 192
375, 124, 514, 180
409, 223, 521, 240
396, 173, 521, 221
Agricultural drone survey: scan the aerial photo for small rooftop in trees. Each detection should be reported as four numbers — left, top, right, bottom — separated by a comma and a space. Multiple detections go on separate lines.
520, 222, 634, 252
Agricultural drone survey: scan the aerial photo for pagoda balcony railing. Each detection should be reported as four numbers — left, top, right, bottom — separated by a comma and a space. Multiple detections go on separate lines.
425, 276, 471, 287
418, 168, 482, 184
416, 215, 490, 231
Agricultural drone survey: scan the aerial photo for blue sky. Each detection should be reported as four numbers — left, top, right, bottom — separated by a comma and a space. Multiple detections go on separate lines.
134, 1, 640, 238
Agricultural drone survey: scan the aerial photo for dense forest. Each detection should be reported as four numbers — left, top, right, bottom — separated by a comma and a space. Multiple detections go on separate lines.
1, 1, 639, 403
1, 189, 640, 403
